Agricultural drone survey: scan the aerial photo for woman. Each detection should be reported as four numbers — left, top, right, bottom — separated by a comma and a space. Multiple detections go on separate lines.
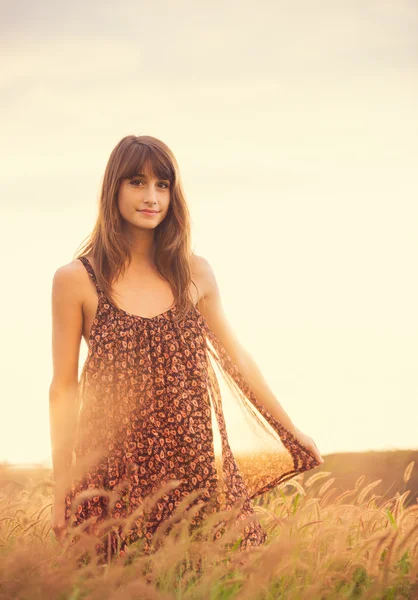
49, 134, 323, 560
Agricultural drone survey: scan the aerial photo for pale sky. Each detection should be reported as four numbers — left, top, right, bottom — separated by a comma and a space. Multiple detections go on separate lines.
1, 0, 417, 464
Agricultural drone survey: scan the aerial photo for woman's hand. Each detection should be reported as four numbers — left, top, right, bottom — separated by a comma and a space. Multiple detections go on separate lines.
291, 427, 324, 464
51, 497, 67, 543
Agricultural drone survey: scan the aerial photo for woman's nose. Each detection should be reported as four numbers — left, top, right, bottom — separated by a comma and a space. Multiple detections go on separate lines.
145, 185, 157, 203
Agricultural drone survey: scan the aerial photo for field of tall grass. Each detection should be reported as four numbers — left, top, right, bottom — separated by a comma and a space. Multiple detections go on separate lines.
0, 458, 417, 599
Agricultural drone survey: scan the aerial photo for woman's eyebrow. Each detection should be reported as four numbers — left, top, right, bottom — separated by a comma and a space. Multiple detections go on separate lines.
131, 173, 169, 181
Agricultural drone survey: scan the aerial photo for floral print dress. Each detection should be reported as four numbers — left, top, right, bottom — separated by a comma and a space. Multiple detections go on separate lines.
64, 256, 320, 559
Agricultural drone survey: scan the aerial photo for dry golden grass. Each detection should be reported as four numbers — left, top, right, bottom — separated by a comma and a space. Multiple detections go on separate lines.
0, 459, 417, 599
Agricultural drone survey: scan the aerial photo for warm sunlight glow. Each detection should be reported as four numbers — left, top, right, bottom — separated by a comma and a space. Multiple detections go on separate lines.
1, 2, 417, 465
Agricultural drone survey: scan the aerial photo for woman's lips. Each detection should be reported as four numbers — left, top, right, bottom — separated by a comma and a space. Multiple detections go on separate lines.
138, 210, 159, 215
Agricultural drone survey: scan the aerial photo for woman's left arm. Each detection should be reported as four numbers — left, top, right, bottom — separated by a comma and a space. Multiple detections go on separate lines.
196, 256, 297, 432
195, 255, 324, 463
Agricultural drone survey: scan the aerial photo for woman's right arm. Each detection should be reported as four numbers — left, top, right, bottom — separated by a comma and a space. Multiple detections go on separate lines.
49, 261, 84, 504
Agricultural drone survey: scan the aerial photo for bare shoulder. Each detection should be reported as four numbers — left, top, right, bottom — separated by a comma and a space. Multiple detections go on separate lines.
52, 257, 88, 301
190, 253, 219, 299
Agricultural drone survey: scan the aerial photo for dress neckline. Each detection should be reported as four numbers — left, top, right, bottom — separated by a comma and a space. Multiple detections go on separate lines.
105, 295, 178, 322
80, 255, 181, 322
79, 255, 201, 322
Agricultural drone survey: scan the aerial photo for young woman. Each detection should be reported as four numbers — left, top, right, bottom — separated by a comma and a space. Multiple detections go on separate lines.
49, 134, 323, 560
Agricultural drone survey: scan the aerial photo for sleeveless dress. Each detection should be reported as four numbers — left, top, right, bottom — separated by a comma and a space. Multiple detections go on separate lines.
64, 256, 320, 559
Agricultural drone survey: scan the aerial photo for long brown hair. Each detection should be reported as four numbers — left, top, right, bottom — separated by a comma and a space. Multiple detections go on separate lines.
74, 134, 195, 322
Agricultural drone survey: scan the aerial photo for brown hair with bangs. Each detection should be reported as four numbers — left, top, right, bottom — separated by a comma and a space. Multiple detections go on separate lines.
74, 134, 196, 322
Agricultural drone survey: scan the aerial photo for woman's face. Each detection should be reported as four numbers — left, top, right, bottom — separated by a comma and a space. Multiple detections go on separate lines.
117, 162, 171, 230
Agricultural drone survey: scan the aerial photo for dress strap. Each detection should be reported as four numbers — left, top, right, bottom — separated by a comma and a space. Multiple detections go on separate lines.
78, 256, 104, 297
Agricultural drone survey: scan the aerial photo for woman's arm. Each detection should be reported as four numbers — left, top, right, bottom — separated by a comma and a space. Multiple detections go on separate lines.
49, 261, 84, 499
195, 256, 298, 434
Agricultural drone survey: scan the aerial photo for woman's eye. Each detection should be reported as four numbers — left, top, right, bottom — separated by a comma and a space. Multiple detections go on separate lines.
129, 179, 169, 189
